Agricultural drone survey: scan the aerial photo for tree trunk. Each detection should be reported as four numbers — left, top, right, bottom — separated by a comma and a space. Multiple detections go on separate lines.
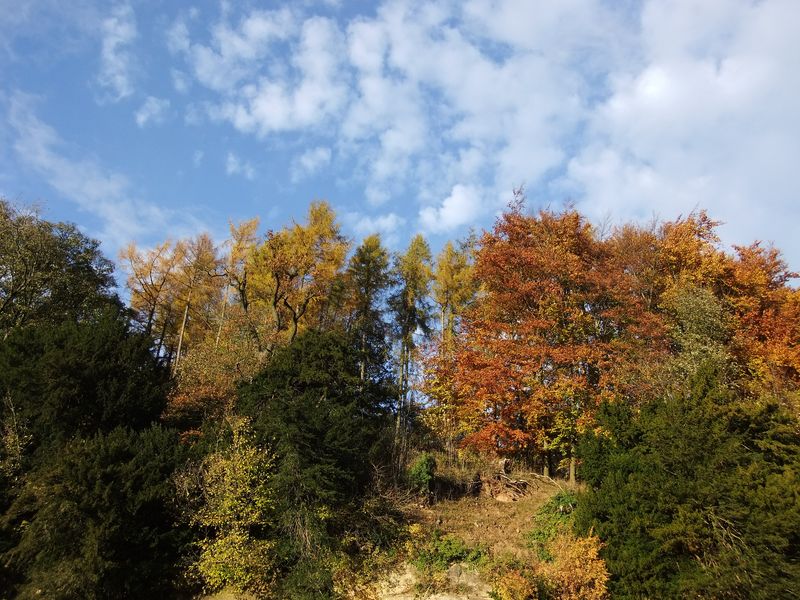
174, 288, 192, 373
214, 283, 230, 349
569, 445, 577, 484
359, 331, 366, 382
155, 305, 172, 359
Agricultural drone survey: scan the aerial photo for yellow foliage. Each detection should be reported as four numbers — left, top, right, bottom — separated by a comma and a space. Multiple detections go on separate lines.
490, 566, 539, 600
536, 533, 609, 600
190, 417, 277, 596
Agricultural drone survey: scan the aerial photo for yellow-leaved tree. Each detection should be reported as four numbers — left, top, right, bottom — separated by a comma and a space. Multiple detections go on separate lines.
249, 201, 349, 351
190, 416, 276, 596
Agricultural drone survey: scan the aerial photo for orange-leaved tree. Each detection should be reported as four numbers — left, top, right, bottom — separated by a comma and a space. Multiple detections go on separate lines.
453, 201, 659, 480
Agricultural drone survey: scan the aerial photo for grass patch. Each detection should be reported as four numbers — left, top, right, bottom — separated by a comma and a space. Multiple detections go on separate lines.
525, 489, 578, 561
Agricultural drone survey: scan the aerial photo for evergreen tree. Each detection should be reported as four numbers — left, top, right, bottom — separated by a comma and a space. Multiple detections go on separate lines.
1, 426, 186, 599
389, 234, 433, 465
0, 309, 169, 456
345, 233, 392, 382
577, 364, 800, 598
236, 330, 392, 594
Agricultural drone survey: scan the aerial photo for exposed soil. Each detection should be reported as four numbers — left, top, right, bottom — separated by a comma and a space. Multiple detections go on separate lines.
375, 473, 562, 599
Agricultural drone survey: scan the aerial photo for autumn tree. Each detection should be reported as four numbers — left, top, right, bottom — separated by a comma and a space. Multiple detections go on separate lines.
423, 237, 478, 462
172, 234, 223, 371
454, 202, 655, 480
165, 222, 266, 427
389, 234, 433, 465
186, 416, 276, 597
725, 243, 800, 405
221, 218, 263, 350
249, 201, 349, 351
432, 237, 477, 345
119, 240, 183, 337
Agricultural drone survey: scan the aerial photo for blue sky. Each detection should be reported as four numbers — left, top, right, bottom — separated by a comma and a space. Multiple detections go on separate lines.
2, 0, 799, 273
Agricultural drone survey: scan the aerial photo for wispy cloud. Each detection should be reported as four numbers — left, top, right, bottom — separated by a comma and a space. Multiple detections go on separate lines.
291, 145, 331, 182
134, 96, 170, 127
96, 3, 137, 102
167, 8, 296, 92
6, 92, 205, 252
344, 210, 406, 248
225, 152, 255, 180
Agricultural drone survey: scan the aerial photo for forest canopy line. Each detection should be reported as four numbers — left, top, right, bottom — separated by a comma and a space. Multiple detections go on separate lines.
1, 195, 799, 599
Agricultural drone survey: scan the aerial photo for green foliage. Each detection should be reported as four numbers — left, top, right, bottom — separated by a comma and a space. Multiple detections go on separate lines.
237, 329, 393, 591
239, 329, 390, 507
1, 426, 186, 599
0, 309, 169, 455
0, 200, 118, 337
189, 416, 276, 596
407, 451, 437, 494
390, 234, 434, 348
526, 490, 579, 561
577, 363, 800, 599
346, 234, 393, 382
411, 530, 485, 573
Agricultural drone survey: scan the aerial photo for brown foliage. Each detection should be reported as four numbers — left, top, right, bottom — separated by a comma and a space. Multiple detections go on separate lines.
452, 204, 664, 458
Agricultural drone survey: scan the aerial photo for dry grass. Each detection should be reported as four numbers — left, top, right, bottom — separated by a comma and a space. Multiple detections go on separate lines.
427, 486, 556, 560
408, 454, 564, 561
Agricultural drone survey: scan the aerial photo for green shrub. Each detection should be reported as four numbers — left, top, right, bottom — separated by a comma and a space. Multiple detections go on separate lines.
408, 452, 437, 494
526, 490, 578, 561
412, 530, 485, 572
576, 363, 800, 599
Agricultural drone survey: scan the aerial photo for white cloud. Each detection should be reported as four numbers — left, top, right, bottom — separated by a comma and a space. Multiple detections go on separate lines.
212, 16, 348, 136
134, 96, 170, 127
565, 0, 800, 265
165, 0, 800, 265
166, 18, 190, 54
419, 184, 483, 233
170, 8, 296, 92
193, 149, 204, 167
225, 152, 255, 179
345, 210, 406, 247
6, 92, 205, 250
291, 145, 331, 182
96, 3, 137, 101
171, 68, 191, 93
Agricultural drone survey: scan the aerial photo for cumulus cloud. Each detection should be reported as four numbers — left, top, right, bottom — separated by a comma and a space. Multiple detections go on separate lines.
96, 3, 137, 101
6, 92, 204, 249
168, 8, 296, 92
211, 16, 348, 136
291, 146, 331, 182
166, 0, 800, 265
225, 152, 255, 179
134, 96, 170, 127
565, 0, 800, 264
419, 185, 484, 233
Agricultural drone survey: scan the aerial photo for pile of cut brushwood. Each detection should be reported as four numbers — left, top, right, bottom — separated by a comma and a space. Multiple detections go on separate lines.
479, 458, 559, 502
